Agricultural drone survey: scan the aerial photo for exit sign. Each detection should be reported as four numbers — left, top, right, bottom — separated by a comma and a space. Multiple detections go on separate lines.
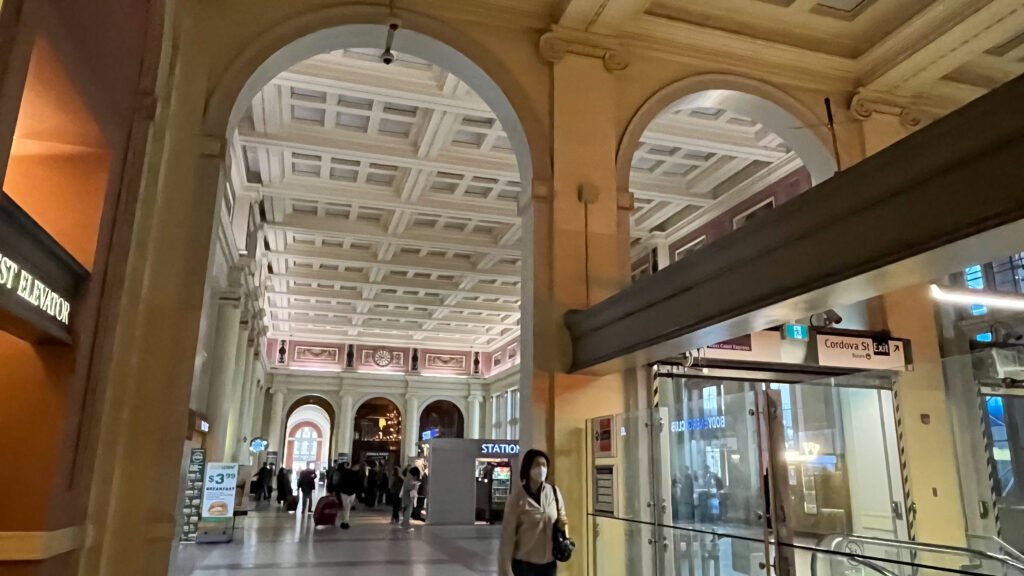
784, 324, 809, 340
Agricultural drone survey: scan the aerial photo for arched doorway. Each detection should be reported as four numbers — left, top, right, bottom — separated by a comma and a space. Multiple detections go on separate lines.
352, 397, 402, 468
619, 75, 837, 282
284, 420, 325, 471
283, 396, 336, 471
419, 400, 465, 439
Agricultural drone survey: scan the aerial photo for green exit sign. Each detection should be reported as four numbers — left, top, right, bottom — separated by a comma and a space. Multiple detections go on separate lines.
784, 324, 809, 340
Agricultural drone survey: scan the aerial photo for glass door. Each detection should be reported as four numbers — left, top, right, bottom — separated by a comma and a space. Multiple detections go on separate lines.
764, 375, 909, 576
982, 393, 1024, 552
653, 375, 772, 576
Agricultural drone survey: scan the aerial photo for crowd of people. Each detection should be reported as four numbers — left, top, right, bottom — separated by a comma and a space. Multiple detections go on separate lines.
248, 459, 429, 531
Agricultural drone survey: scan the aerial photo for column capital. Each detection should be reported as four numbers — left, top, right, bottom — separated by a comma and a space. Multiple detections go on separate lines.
538, 26, 629, 72
468, 393, 485, 403
850, 89, 932, 130
269, 387, 286, 397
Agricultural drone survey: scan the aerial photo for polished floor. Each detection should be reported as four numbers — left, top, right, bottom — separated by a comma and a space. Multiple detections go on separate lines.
171, 497, 500, 575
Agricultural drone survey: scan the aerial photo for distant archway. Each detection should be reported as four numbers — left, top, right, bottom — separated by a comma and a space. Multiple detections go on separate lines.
352, 397, 403, 468
419, 400, 465, 440
283, 396, 336, 469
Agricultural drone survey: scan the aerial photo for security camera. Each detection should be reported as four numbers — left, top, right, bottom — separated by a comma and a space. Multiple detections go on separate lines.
824, 309, 843, 326
381, 49, 395, 65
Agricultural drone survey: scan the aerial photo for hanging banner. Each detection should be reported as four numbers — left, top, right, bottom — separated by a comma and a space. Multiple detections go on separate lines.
200, 463, 238, 522
180, 448, 206, 542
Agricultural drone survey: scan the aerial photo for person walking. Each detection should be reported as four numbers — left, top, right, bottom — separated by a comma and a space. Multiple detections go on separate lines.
265, 463, 276, 501
498, 449, 569, 576
364, 462, 378, 508
377, 465, 389, 506
338, 462, 363, 530
412, 470, 428, 521
276, 466, 291, 507
399, 466, 422, 530
298, 467, 317, 515
389, 466, 404, 523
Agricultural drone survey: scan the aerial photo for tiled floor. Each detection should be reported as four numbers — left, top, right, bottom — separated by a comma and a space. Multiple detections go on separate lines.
171, 500, 500, 575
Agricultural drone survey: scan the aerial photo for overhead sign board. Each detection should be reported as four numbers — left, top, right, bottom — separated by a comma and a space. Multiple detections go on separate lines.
816, 334, 908, 370
699, 331, 782, 363
0, 195, 87, 343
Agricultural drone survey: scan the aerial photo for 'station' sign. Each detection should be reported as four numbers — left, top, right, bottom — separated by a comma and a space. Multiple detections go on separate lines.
200, 463, 238, 522
816, 334, 907, 370
481, 443, 520, 455
0, 252, 71, 324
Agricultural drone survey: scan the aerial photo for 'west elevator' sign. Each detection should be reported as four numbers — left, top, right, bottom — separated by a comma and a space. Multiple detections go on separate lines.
0, 194, 87, 343
0, 252, 71, 324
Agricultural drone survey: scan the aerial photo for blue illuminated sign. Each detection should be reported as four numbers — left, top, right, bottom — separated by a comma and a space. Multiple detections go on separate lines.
481, 443, 520, 455
421, 429, 439, 441
670, 416, 727, 432
784, 324, 809, 340
249, 438, 268, 453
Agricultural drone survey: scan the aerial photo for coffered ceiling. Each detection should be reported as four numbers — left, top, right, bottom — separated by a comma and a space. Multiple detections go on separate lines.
629, 105, 796, 250
233, 49, 523, 351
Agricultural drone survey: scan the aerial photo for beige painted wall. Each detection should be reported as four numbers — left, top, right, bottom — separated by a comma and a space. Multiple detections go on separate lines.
79, 1, 877, 574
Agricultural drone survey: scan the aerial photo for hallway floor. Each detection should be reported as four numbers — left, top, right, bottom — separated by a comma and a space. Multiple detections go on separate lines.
171, 501, 500, 575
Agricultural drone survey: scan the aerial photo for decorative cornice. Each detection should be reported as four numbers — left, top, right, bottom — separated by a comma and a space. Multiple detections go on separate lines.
850, 90, 932, 129
539, 26, 629, 72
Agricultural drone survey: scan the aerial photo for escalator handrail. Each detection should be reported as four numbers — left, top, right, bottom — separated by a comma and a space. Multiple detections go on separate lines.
989, 536, 1024, 567
810, 535, 896, 576
817, 533, 1024, 574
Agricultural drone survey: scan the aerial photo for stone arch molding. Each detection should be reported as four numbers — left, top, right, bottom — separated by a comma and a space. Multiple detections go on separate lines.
351, 394, 406, 421
202, 4, 551, 192
617, 73, 838, 189
416, 396, 468, 424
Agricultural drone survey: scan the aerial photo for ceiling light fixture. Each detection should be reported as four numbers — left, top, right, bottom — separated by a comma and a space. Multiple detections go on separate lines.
930, 284, 1024, 310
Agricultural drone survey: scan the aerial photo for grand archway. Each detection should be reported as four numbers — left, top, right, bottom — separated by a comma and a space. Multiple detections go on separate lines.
419, 399, 465, 440
283, 401, 333, 471
352, 397, 403, 468
618, 74, 838, 282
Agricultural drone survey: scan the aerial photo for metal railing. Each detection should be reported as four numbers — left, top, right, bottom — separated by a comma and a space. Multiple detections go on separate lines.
812, 534, 1024, 576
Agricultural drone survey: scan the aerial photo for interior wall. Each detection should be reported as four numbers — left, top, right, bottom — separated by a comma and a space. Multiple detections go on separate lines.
0, 0, 154, 573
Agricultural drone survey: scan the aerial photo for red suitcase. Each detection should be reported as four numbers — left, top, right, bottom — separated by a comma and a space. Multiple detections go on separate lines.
286, 495, 299, 512
314, 495, 341, 526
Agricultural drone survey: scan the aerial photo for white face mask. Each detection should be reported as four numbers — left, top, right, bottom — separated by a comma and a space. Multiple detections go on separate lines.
531, 465, 548, 484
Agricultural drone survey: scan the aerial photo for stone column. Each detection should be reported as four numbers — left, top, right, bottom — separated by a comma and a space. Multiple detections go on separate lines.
468, 395, 483, 439
205, 296, 243, 462
338, 393, 354, 458
404, 394, 419, 460
222, 319, 250, 462
267, 388, 286, 454
234, 340, 257, 462
250, 379, 266, 440
523, 51, 632, 576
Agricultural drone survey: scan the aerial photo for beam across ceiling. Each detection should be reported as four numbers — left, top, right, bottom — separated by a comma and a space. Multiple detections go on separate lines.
267, 287, 520, 315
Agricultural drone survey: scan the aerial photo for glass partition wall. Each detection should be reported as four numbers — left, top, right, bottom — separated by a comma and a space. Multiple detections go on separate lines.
587, 361, 1024, 576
